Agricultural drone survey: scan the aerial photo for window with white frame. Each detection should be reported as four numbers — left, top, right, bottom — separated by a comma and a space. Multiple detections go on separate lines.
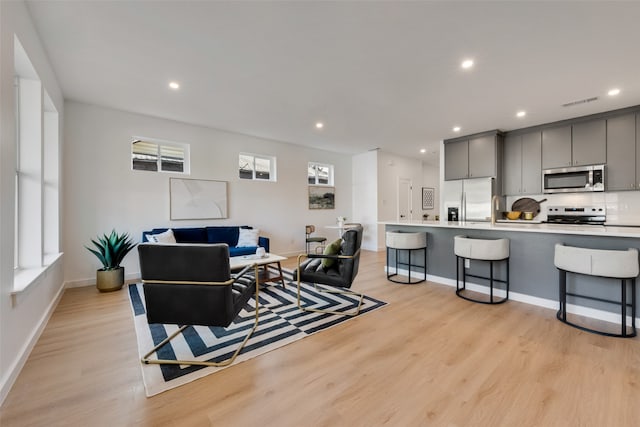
239, 153, 277, 181
308, 162, 334, 185
131, 137, 190, 174
13, 36, 61, 290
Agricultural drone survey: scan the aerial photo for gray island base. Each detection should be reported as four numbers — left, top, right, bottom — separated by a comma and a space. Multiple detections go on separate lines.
382, 221, 640, 327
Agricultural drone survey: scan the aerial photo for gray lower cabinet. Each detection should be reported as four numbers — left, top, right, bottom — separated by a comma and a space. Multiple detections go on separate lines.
606, 114, 636, 191
542, 122, 606, 169
503, 131, 541, 195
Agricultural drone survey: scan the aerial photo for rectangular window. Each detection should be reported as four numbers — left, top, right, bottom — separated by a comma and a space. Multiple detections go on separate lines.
308, 162, 334, 186
13, 35, 62, 293
132, 137, 189, 174
239, 153, 277, 181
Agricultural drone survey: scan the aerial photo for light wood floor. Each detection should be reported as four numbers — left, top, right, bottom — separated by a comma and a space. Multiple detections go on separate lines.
2, 250, 639, 426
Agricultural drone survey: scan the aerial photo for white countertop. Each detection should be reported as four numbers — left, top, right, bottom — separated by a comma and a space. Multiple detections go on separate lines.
379, 220, 640, 238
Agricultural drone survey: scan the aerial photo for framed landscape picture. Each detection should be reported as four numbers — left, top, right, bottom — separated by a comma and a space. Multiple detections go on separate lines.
170, 178, 228, 220
308, 186, 335, 209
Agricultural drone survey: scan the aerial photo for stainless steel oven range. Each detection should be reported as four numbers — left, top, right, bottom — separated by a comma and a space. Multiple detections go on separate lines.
544, 206, 606, 225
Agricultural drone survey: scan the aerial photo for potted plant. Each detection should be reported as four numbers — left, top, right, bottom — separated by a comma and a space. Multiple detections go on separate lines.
86, 230, 137, 292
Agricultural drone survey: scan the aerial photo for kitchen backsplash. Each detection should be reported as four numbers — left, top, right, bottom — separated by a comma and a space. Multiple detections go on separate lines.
505, 191, 640, 226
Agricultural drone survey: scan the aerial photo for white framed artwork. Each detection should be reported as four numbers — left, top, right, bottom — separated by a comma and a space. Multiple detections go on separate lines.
422, 187, 434, 210
170, 178, 228, 220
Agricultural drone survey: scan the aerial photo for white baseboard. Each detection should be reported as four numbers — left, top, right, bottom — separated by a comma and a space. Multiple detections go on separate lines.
0, 281, 65, 406
64, 271, 141, 289
385, 266, 640, 326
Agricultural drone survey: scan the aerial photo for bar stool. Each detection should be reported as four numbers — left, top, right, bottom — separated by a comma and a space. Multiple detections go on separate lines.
386, 231, 427, 284
554, 244, 638, 338
454, 235, 510, 304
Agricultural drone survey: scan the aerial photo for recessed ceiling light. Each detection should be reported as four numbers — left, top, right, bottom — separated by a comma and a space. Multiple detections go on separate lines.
516, 111, 526, 118
608, 88, 620, 96
420, 148, 427, 154
461, 59, 474, 69
315, 122, 324, 129
453, 126, 461, 132
169, 81, 180, 90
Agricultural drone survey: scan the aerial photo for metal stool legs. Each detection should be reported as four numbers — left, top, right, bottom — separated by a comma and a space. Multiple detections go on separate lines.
386, 246, 427, 284
455, 256, 509, 304
556, 269, 637, 338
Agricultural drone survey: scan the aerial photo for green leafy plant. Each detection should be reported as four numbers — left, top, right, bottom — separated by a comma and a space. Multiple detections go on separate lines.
86, 230, 137, 271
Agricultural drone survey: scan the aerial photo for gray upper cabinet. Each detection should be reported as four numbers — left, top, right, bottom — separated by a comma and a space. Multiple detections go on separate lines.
542, 126, 572, 169
444, 131, 501, 181
606, 114, 636, 191
572, 119, 606, 166
444, 139, 469, 180
503, 135, 522, 195
468, 135, 497, 178
503, 131, 542, 195
542, 121, 606, 169
521, 132, 542, 194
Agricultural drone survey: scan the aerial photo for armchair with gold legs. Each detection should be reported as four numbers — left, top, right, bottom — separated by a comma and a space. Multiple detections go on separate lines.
137, 243, 259, 367
295, 226, 364, 316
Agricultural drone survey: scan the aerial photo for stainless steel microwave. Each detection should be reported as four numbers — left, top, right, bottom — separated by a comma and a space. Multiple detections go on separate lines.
542, 165, 605, 194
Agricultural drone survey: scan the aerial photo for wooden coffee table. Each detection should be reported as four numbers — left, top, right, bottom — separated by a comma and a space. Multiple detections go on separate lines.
229, 253, 287, 288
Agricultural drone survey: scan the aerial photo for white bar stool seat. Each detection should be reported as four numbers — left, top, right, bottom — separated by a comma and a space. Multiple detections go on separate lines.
386, 231, 427, 284
554, 244, 638, 338
454, 235, 510, 304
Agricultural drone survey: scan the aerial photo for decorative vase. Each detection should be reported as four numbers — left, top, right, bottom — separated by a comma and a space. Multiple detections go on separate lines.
96, 267, 125, 292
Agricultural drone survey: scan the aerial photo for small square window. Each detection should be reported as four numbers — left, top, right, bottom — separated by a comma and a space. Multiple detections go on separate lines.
308, 162, 334, 186
132, 137, 189, 174
239, 153, 276, 181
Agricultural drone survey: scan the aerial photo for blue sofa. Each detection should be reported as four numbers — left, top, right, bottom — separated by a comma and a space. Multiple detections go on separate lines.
142, 226, 269, 257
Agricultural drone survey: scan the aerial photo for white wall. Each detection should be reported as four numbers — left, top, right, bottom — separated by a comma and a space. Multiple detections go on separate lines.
376, 151, 424, 249
0, 0, 65, 404
422, 161, 440, 219
63, 102, 353, 286
352, 150, 378, 250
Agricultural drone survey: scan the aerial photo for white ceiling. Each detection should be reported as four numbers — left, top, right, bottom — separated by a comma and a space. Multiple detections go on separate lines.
25, 1, 640, 164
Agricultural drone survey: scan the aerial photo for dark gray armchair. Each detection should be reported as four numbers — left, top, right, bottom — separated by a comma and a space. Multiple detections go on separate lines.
295, 226, 364, 316
137, 243, 259, 367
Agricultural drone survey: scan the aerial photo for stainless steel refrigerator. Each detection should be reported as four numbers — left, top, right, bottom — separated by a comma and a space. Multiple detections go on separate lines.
441, 177, 495, 222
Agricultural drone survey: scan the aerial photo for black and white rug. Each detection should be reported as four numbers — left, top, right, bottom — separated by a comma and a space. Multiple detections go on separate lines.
128, 271, 386, 396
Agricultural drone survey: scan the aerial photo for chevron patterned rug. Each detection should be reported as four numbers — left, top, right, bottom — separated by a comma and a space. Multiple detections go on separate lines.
128, 270, 386, 396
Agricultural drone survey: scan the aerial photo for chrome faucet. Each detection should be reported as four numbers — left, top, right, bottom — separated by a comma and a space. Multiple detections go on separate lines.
491, 195, 500, 224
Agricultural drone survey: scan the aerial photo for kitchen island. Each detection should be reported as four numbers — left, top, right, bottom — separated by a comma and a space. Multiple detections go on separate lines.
381, 220, 640, 324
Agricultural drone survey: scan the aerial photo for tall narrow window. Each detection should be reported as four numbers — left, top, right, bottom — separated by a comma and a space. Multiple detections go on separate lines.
239, 153, 277, 181
43, 91, 60, 260
308, 162, 334, 185
132, 137, 189, 174
13, 35, 62, 292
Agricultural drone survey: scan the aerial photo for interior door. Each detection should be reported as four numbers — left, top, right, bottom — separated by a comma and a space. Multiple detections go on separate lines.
398, 178, 412, 222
